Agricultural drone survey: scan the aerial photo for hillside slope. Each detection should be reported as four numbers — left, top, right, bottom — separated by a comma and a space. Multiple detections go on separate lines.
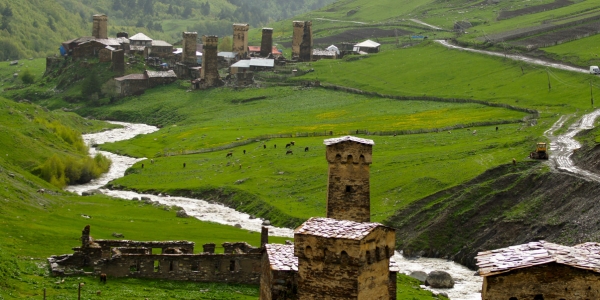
386, 161, 600, 269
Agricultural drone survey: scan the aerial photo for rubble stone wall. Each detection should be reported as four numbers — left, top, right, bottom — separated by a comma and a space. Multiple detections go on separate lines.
112, 49, 125, 74
233, 24, 249, 58
482, 263, 600, 300
326, 141, 372, 222
100, 253, 262, 284
260, 253, 298, 300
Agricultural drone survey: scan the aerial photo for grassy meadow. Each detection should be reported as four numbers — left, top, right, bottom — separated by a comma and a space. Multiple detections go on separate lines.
542, 34, 600, 67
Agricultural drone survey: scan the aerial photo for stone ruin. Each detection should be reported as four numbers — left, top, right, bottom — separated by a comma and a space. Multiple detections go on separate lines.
48, 224, 267, 285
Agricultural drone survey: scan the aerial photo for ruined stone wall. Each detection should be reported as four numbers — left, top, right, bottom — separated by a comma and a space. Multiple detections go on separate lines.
112, 49, 125, 74
326, 141, 372, 222
182, 32, 198, 65
116, 79, 148, 96
233, 24, 249, 58
100, 253, 262, 284
201, 35, 221, 87
92, 15, 108, 39
260, 28, 273, 57
95, 240, 194, 258
45, 57, 63, 74
299, 22, 313, 62
482, 263, 600, 300
292, 21, 305, 58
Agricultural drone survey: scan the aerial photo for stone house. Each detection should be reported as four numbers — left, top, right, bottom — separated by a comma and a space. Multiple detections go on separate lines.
477, 241, 600, 300
150, 40, 174, 58
353, 40, 381, 54
312, 49, 337, 60
114, 70, 177, 96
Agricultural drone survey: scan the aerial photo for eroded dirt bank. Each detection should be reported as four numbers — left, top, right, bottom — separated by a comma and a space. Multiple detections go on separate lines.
387, 162, 600, 269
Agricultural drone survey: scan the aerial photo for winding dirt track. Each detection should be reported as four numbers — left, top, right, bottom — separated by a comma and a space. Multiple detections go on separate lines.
436, 39, 600, 181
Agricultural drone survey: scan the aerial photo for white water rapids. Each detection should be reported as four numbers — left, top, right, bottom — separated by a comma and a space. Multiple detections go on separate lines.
65, 121, 483, 299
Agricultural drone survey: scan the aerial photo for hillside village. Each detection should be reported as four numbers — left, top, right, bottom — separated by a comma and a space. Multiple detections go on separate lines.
5, 0, 600, 299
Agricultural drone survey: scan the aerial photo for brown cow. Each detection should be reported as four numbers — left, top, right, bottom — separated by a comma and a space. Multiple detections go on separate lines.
286, 150, 293, 155
226, 152, 233, 158
100, 273, 107, 283
304, 147, 309, 152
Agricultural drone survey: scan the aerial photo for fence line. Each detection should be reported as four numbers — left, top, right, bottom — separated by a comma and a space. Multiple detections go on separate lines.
163, 83, 539, 157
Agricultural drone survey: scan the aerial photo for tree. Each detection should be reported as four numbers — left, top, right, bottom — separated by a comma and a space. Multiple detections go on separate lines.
2, 6, 12, 17
136, 19, 144, 27
218, 36, 232, 52
167, 4, 174, 14
182, 6, 192, 18
81, 72, 101, 99
200, 2, 210, 16
101, 79, 119, 102
20, 69, 34, 84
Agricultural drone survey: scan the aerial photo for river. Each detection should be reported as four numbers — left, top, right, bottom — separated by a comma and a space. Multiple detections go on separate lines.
66, 121, 482, 299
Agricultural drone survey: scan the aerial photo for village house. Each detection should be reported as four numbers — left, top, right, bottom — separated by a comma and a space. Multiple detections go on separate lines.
114, 70, 177, 96
476, 241, 600, 299
353, 40, 381, 54
230, 58, 275, 74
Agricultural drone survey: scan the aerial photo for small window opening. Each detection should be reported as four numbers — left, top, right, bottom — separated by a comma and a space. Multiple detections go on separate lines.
509, 298, 517, 300
129, 262, 139, 273
534, 295, 544, 300
229, 260, 236, 272
345, 185, 352, 193
347, 155, 353, 163
169, 261, 174, 272
191, 262, 199, 271
375, 247, 381, 261
153, 260, 159, 273
340, 251, 349, 265
335, 154, 342, 161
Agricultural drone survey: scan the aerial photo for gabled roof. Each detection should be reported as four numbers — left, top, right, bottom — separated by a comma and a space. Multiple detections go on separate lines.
476, 241, 600, 277
114, 73, 147, 81
354, 39, 381, 48
247, 46, 282, 55
323, 136, 374, 146
231, 58, 274, 68
294, 217, 382, 240
130, 33, 152, 41
152, 40, 172, 47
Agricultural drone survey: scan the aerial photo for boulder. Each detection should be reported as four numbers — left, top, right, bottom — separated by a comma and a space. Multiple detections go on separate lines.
141, 196, 151, 201
234, 223, 242, 228
425, 270, 455, 288
409, 270, 428, 283
176, 210, 189, 218
262, 220, 271, 226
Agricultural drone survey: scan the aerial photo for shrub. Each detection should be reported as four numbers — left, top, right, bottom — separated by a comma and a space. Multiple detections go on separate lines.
36, 153, 112, 187
35, 118, 87, 154
20, 69, 34, 84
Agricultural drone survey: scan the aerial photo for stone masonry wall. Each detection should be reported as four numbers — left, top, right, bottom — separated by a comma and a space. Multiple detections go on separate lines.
112, 49, 125, 74
260, 253, 298, 300
299, 21, 313, 62
292, 21, 304, 58
326, 141, 372, 223
182, 32, 198, 65
201, 35, 220, 87
92, 15, 108, 39
100, 253, 262, 284
260, 28, 273, 57
483, 263, 600, 300
233, 24, 249, 58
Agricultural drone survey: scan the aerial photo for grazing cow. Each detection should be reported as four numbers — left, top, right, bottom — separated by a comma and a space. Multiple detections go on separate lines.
100, 273, 107, 284
512, 158, 516, 165
496, 126, 499, 131
243, 150, 246, 154
290, 141, 295, 146
141, 163, 144, 169
274, 144, 276, 149
239, 164, 242, 169
263, 145, 266, 149
151, 159, 154, 164
286, 150, 293, 155
285, 144, 291, 148
305, 147, 309, 152
226, 152, 233, 158
37, 189, 45, 194
472, 130, 477, 135
97, 291, 102, 296
183, 162, 186, 168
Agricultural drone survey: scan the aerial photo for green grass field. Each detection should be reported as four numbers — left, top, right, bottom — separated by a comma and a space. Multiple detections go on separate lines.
542, 34, 600, 67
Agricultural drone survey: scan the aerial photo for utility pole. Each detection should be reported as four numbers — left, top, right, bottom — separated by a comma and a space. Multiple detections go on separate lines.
546, 70, 551, 91
591, 81, 594, 107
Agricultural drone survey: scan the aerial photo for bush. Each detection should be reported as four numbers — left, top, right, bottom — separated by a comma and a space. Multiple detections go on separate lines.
35, 118, 87, 154
36, 153, 112, 187
20, 69, 34, 84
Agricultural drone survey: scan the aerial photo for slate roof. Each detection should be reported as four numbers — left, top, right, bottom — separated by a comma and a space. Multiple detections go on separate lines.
130, 33, 152, 41
294, 217, 381, 240
313, 49, 337, 57
266, 243, 400, 272
114, 73, 147, 81
476, 241, 600, 277
231, 58, 274, 68
323, 136, 374, 146
152, 40, 172, 47
146, 70, 177, 78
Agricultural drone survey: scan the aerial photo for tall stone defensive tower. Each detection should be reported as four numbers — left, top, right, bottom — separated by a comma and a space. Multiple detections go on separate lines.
92, 14, 108, 39
233, 23, 249, 58
324, 136, 373, 222
260, 28, 273, 57
299, 21, 313, 62
182, 32, 198, 65
201, 35, 220, 87
292, 21, 304, 58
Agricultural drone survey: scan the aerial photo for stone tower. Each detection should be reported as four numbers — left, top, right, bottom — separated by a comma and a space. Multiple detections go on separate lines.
324, 136, 373, 223
260, 28, 273, 57
201, 35, 220, 87
299, 21, 313, 62
182, 32, 198, 65
294, 217, 395, 300
292, 21, 304, 58
233, 23, 249, 58
92, 14, 108, 39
